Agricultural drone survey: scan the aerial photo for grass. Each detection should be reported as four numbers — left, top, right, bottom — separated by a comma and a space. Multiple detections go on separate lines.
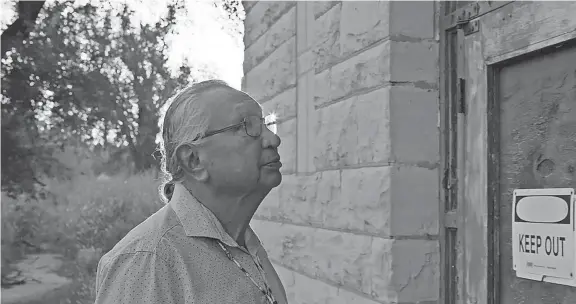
1, 170, 165, 303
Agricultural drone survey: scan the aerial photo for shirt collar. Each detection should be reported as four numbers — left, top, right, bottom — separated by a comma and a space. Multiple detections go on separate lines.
169, 183, 262, 254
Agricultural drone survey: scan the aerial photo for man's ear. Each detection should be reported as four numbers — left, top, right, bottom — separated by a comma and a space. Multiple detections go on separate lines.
175, 144, 209, 182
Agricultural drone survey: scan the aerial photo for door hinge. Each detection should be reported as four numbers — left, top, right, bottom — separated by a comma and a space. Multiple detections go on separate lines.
457, 18, 479, 36
456, 78, 466, 114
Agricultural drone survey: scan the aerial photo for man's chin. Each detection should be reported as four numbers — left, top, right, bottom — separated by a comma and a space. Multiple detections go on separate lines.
260, 172, 282, 189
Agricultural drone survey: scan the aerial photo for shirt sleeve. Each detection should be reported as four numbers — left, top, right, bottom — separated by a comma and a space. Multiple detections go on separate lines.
94, 251, 193, 304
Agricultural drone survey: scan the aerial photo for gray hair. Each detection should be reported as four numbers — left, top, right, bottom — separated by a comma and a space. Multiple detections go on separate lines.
158, 79, 234, 202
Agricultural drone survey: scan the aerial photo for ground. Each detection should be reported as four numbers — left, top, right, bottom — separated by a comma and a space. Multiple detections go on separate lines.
1, 253, 93, 304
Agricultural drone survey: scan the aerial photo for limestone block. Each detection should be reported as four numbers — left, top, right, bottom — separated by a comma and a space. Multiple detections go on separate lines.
313, 3, 341, 73
244, 36, 296, 102
260, 166, 437, 237
297, 50, 315, 76
333, 166, 392, 234
339, 1, 391, 57
244, 1, 296, 48
390, 1, 435, 39
244, 7, 296, 73
391, 240, 440, 303
276, 173, 325, 225
317, 40, 392, 107
274, 263, 384, 304
313, 1, 339, 19
250, 220, 395, 299
313, 69, 331, 107
390, 165, 439, 236
390, 41, 438, 83
277, 118, 297, 174
313, 87, 391, 170
390, 87, 439, 163
260, 166, 392, 236
260, 86, 296, 121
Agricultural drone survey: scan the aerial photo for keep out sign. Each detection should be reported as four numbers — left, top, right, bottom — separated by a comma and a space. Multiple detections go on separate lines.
513, 188, 575, 281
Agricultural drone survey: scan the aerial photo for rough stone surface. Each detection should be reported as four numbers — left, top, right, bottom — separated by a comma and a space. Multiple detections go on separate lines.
314, 41, 391, 107
339, 1, 391, 57
390, 1, 436, 39
254, 165, 438, 238
390, 87, 439, 163
313, 2, 392, 73
244, 36, 296, 102
243, 1, 296, 48
244, 6, 296, 73
390, 165, 439, 236
313, 69, 331, 107
313, 3, 341, 73
251, 220, 394, 301
332, 167, 391, 234
297, 50, 315, 76
390, 41, 438, 84
277, 173, 325, 225
255, 167, 392, 236
244, 1, 440, 303
260, 86, 296, 121
274, 263, 384, 304
277, 118, 296, 174
391, 240, 440, 303
313, 1, 339, 19
252, 221, 439, 303
314, 87, 391, 170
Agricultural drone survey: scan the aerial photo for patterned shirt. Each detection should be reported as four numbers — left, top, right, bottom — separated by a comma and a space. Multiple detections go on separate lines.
94, 184, 287, 304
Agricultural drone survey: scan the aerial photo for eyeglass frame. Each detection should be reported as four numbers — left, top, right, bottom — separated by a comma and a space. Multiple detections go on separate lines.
199, 115, 277, 139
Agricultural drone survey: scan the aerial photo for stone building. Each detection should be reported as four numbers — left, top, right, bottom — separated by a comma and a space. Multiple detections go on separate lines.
242, 1, 576, 304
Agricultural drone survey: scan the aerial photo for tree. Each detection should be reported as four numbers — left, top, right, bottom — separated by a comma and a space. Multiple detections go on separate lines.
1, 0, 195, 196
1, 1, 52, 197
1, 1, 46, 59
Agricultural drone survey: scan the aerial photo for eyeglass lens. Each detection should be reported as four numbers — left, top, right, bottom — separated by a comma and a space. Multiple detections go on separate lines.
245, 116, 263, 137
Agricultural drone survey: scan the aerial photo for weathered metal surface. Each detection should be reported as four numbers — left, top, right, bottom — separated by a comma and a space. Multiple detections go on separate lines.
440, 2, 576, 303
498, 42, 576, 304
463, 29, 489, 304
482, 1, 576, 60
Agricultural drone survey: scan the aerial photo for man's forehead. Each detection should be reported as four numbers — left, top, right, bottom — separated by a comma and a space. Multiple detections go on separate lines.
204, 88, 261, 122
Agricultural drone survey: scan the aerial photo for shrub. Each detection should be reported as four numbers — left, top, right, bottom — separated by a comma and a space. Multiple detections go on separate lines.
45, 171, 164, 254
1, 170, 164, 303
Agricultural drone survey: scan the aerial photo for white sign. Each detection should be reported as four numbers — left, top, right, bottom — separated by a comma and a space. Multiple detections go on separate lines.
513, 188, 575, 286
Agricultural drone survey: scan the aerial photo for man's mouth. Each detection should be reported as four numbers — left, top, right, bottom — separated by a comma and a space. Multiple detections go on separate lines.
263, 160, 282, 169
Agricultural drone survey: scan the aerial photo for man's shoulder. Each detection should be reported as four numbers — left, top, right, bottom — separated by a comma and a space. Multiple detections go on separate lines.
99, 204, 187, 267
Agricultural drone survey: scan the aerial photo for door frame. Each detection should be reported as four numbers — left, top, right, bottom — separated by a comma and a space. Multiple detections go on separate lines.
439, 1, 576, 304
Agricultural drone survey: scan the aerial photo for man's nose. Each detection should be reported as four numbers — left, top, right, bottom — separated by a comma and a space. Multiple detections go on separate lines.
262, 125, 281, 149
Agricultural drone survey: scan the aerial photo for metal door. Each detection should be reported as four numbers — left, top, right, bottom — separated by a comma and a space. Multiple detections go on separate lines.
440, 1, 576, 303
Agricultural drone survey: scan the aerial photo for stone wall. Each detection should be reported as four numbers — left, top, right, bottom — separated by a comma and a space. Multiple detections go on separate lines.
242, 1, 440, 303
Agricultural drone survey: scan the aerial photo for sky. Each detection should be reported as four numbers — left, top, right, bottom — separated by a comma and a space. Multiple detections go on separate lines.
0, 0, 245, 89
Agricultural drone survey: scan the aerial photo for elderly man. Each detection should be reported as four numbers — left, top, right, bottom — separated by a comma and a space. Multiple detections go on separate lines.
94, 80, 287, 304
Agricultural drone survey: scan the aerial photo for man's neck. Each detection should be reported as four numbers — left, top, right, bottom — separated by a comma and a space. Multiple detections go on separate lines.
184, 182, 267, 246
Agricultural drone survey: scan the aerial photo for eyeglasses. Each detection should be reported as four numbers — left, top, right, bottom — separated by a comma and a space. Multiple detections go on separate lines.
201, 115, 277, 139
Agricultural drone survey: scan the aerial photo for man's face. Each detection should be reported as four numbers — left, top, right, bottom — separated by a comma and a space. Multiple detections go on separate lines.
198, 87, 282, 194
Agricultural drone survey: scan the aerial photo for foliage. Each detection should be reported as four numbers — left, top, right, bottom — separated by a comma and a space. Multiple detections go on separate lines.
1, 0, 194, 196
1, 171, 163, 302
